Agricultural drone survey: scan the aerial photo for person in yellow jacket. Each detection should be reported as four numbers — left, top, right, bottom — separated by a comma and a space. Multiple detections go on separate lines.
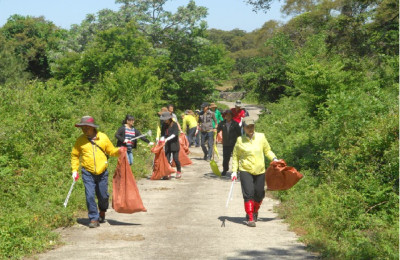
231, 117, 280, 227
182, 110, 198, 147
71, 116, 122, 228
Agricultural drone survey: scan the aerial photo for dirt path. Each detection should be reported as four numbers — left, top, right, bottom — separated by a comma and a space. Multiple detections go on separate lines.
34, 102, 318, 260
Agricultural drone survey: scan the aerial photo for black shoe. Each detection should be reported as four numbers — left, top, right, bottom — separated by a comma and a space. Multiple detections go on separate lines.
221, 171, 227, 176
246, 213, 258, 222
99, 211, 106, 223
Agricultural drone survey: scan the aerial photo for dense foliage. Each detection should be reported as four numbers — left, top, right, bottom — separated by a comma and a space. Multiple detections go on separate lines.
0, 0, 398, 259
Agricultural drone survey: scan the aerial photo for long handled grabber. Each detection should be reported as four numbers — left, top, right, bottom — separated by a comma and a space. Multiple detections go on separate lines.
130, 130, 152, 141
63, 179, 76, 207
225, 179, 236, 208
221, 179, 236, 227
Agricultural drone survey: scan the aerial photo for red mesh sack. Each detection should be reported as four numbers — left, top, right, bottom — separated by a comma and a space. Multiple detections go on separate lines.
216, 130, 223, 144
112, 148, 147, 213
150, 142, 176, 180
265, 159, 303, 191
172, 133, 192, 167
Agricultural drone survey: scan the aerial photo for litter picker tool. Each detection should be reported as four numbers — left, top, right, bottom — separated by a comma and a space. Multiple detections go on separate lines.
225, 179, 236, 208
63, 179, 76, 208
129, 130, 152, 141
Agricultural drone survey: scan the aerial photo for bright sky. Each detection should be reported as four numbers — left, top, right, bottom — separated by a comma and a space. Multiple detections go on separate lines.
0, 0, 289, 32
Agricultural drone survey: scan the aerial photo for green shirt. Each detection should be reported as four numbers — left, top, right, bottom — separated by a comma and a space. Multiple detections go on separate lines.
212, 109, 223, 128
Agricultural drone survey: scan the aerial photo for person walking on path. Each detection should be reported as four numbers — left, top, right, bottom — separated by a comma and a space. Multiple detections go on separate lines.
71, 116, 123, 228
182, 110, 198, 147
231, 117, 280, 227
198, 102, 217, 161
230, 100, 246, 127
194, 109, 201, 147
217, 110, 241, 176
115, 115, 154, 165
159, 112, 182, 179
167, 104, 181, 131
209, 103, 223, 128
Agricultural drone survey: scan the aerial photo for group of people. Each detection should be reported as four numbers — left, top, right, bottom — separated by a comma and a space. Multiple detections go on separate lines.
70, 100, 280, 228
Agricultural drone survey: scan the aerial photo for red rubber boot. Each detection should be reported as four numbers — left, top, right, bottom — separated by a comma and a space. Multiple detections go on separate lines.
254, 200, 263, 222
244, 200, 256, 227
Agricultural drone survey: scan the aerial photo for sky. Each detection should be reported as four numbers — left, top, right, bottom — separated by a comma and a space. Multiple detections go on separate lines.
0, 0, 290, 32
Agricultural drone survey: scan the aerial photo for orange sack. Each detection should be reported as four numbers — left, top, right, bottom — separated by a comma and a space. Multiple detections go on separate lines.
112, 147, 147, 213
216, 131, 223, 144
150, 142, 176, 180
265, 160, 303, 191
172, 133, 192, 167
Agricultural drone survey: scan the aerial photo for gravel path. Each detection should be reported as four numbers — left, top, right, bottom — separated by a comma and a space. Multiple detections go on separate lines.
34, 102, 318, 260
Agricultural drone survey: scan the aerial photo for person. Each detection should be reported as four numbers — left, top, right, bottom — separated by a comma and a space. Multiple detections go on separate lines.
156, 107, 169, 142
231, 100, 246, 127
198, 102, 217, 161
167, 104, 181, 131
159, 111, 182, 179
231, 117, 280, 227
71, 116, 123, 228
194, 109, 201, 147
209, 103, 223, 128
115, 115, 154, 165
182, 110, 198, 147
217, 110, 241, 176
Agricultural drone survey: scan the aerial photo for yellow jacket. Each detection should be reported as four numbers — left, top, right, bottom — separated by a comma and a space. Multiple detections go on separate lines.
71, 131, 119, 175
182, 114, 198, 132
232, 132, 276, 175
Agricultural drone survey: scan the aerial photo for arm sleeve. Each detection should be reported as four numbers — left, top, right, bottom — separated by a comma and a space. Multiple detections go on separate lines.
262, 134, 276, 161
156, 124, 161, 139
71, 142, 81, 173
217, 111, 223, 123
115, 126, 125, 142
232, 141, 240, 172
104, 134, 120, 157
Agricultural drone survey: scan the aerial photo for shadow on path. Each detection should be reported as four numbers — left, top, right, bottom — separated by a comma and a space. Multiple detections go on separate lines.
226, 245, 320, 260
77, 218, 141, 226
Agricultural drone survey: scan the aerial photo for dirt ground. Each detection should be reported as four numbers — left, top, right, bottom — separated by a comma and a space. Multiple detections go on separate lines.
33, 102, 319, 260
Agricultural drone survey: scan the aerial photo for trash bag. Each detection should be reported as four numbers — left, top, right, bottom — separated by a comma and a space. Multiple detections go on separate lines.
172, 133, 192, 167
112, 147, 147, 213
265, 159, 303, 191
150, 142, 176, 180
216, 130, 223, 144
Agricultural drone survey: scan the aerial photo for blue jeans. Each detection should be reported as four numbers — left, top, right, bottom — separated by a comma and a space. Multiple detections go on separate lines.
187, 127, 197, 147
201, 131, 214, 160
127, 151, 134, 165
81, 168, 109, 221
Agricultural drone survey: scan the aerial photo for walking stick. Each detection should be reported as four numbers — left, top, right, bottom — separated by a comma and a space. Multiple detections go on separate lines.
63, 180, 76, 208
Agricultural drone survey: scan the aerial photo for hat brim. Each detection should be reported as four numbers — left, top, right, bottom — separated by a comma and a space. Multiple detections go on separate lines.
75, 123, 98, 128
160, 115, 172, 121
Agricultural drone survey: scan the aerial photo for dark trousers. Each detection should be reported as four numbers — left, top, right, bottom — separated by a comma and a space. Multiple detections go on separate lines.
240, 171, 265, 203
187, 127, 197, 146
166, 150, 181, 172
222, 145, 234, 172
195, 131, 200, 147
201, 131, 214, 159
81, 168, 109, 221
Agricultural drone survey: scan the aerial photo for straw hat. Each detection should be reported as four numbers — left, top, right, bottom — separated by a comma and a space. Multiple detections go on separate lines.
210, 103, 217, 109
158, 107, 168, 115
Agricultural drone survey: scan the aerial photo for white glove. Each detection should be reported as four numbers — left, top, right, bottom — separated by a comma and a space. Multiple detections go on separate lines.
239, 121, 242, 127
124, 139, 129, 143
273, 157, 279, 162
231, 172, 237, 181
195, 129, 199, 136
72, 171, 79, 181
148, 142, 154, 146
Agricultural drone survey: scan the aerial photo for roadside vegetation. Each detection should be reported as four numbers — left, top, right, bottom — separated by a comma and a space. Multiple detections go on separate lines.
0, 0, 398, 259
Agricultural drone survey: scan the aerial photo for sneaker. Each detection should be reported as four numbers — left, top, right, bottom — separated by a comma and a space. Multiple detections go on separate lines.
99, 211, 106, 223
221, 171, 227, 176
162, 175, 171, 180
247, 221, 256, 227
89, 220, 99, 228
176, 172, 182, 179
